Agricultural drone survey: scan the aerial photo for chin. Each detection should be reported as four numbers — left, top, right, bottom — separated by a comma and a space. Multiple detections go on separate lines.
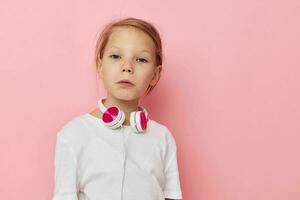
113, 92, 140, 102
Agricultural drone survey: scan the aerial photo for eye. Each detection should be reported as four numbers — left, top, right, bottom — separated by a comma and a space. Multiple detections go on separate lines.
109, 54, 121, 59
137, 58, 148, 63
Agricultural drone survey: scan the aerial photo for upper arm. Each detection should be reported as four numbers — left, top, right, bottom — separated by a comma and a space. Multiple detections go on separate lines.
52, 133, 78, 200
163, 127, 183, 200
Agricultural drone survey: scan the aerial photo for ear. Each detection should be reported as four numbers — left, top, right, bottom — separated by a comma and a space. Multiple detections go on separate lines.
96, 57, 103, 79
149, 65, 162, 86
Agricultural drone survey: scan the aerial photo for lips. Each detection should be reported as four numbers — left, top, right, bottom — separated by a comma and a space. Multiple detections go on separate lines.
117, 79, 134, 85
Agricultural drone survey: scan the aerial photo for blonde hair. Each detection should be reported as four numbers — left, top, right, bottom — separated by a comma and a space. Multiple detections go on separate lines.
94, 17, 163, 95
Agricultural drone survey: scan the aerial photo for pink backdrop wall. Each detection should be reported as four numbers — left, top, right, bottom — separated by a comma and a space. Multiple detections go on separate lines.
1, 0, 299, 199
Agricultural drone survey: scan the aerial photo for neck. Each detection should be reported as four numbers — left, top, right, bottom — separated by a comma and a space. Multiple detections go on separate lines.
103, 94, 141, 125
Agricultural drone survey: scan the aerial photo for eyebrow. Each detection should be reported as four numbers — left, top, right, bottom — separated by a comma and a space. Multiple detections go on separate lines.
109, 45, 152, 54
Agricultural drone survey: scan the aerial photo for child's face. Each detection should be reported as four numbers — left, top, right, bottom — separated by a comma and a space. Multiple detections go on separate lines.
97, 26, 162, 101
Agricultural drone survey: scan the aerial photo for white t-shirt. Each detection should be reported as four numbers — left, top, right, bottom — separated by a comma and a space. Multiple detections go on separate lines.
52, 113, 183, 200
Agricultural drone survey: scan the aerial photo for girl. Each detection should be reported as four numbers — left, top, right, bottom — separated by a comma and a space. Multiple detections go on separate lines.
52, 17, 183, 200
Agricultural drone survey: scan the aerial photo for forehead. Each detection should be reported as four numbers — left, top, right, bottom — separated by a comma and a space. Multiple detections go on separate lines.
105, 26, 155, 53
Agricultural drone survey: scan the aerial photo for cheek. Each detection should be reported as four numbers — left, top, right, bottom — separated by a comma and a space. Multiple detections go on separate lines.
102, 69, 117, 86
102, 65, 117, 77
144, 69, 155, 82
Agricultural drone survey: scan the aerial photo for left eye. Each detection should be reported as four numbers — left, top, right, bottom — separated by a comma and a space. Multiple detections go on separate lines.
137, 58, 148, 63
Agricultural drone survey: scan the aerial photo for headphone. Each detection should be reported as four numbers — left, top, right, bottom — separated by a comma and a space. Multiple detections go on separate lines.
97, 98, 149, 133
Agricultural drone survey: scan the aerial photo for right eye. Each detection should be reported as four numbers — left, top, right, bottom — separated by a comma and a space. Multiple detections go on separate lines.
109, 54, 121, 59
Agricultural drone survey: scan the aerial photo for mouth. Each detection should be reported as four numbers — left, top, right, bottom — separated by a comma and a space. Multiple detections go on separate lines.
116, 79, 134, 87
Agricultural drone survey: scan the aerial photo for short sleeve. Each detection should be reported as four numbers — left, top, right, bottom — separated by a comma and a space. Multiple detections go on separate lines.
163, 128, 183, 199
52, 132, 78, 200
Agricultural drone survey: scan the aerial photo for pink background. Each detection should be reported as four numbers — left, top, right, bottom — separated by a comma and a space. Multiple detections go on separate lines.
1, 0, 300, 199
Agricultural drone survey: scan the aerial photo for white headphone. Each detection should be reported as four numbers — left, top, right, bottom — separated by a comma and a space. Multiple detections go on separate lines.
97, 98, 149, 133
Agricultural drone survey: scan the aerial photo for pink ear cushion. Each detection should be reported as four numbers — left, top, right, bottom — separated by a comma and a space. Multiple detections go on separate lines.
102, 107, 119, 123
140, 111, 147, 130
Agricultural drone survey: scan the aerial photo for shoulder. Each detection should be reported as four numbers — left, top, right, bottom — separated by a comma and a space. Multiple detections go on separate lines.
149, 120, 179, 163
56, 113, 88, 145
149, 119, 177, 145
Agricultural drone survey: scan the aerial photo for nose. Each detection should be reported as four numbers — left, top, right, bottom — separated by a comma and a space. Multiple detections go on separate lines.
122, 68, 132, 73
121, 60, 134, 73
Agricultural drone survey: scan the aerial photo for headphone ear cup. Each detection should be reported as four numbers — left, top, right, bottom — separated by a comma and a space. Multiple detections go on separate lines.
130, 111, 147, 133
102, 106, 125, 129
102, 106, 119, 123
139, 111, 147, 130
139, 106, 149, 122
